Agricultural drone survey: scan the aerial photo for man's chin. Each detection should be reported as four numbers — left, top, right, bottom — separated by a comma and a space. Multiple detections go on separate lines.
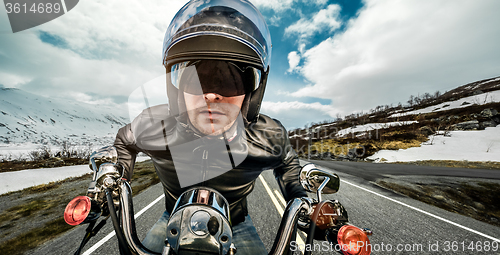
192, 115, 238, 136
196, 123, 227, 136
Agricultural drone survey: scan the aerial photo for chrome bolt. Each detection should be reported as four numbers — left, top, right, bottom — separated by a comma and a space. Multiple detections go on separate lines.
229, 243, 237, 255
103, 177, 115, 187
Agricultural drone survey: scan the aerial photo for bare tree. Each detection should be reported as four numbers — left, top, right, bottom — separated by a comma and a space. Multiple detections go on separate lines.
434, 90, 441, 99
407, 95, 415, 107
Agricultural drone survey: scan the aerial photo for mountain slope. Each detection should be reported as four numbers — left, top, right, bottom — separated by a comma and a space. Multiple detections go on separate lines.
0, 86, 128, 146
287, 75, 500, 163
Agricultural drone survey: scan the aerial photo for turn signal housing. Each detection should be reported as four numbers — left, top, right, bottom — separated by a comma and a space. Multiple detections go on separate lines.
337, 225, 371, 255
64, 196, 101, 225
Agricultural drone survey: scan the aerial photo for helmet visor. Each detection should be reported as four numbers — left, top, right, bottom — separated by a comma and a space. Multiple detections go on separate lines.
170, 60, 261, 97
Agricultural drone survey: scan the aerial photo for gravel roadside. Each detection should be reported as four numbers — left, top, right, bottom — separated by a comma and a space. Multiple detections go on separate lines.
375, 175, 500, 227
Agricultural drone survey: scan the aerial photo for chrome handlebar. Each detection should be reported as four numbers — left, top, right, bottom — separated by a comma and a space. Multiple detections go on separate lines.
119, 181, 158, 255
117, 180, 316, 255
70, 147, 369, 255
268, 197, 314, 255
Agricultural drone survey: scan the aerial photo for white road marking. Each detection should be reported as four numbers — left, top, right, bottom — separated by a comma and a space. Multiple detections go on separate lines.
82, 231, 115, 255
341, 179, 500, 243
135, 194, 165, 218
274, 190, 287, 207
259, 175, 284, 215
259, 175, 306, 254
83, 194, 165, 255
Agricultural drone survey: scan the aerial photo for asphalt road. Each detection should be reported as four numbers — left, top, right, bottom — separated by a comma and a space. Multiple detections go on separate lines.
31, 161, 500, 255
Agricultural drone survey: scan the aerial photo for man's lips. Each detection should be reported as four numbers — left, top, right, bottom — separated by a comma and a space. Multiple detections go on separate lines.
200, 110, 225, 117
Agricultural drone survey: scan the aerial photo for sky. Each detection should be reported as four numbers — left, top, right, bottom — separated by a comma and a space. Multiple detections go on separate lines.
1, 0, 500, 130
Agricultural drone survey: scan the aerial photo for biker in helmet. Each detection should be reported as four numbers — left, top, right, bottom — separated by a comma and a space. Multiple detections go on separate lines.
114, 0, 307, 253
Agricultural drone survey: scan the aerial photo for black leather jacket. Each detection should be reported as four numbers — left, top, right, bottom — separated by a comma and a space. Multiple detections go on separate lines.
114, 104, 306, 225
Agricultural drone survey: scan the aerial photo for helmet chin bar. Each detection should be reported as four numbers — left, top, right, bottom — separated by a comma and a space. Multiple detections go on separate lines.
246, 66, 268, 122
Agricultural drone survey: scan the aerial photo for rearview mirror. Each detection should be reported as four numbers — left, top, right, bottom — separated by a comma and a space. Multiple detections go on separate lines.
299, 163, 340, 196
89, 146, 118, 172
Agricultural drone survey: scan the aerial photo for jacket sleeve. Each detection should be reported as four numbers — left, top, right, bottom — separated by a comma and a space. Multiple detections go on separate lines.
272, 121, 308, 201
114, 123, 139, 181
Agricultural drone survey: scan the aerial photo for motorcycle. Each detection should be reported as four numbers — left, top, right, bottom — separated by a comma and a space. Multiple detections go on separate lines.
64, 146, 372, 255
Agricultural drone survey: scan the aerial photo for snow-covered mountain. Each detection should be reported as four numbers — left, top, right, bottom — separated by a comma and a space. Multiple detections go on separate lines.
0, 85, 129, 147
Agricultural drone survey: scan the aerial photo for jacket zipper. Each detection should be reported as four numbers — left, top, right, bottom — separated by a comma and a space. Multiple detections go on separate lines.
201, 149, 208, 186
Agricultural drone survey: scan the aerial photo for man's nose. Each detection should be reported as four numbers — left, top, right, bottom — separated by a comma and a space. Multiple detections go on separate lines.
204, 93, 222, 102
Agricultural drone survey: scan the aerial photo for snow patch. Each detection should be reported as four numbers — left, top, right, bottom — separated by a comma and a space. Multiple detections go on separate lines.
0, 155, 152, 194
336, 121, 418, 137
368, 125, 500, 162
0, 165, 92, 194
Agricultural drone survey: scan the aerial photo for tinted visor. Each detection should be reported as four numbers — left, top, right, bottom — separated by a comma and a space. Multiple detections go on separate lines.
170, 60, 261, 97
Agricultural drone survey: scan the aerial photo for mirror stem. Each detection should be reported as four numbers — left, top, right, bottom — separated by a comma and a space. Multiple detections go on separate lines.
316, 177, 330, 202
91, 158, 98, 181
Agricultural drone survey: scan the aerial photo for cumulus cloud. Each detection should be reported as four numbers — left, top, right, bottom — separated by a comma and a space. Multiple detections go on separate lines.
284, 4, 342, 44
250, 0, 296, 13
251, 0, 328, 12
287, 51, 301, 73
283, 4, 342, 77
0, 0, 186, 105
291, 0, 500, 115
251, 0, 329, 26
42, 0, 185, 62
261, 101, 338, 128
262, 101, 336, 115
0, 72, 32, 88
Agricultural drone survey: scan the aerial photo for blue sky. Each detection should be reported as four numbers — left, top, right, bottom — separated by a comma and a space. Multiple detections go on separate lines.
257, 0, 364, 127
1, 0, 500, 129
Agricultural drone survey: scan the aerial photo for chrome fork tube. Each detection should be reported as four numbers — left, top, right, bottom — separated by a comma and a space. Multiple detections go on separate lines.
268, 198, 312, 255
119, 182, 160, 255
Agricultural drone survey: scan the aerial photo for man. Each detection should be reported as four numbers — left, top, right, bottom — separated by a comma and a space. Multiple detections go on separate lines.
114, 0, 307, 253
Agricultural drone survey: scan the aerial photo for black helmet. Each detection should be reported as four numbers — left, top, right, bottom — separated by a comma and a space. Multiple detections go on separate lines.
163, 0, 272, 123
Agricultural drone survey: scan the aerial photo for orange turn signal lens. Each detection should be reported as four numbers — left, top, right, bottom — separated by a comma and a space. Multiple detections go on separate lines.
337, 225, 371, 255
64, 196, 92, 226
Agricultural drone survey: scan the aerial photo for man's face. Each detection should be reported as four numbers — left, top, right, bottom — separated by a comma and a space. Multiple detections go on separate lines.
177, 60, 256, 136
184, 92, 244, 136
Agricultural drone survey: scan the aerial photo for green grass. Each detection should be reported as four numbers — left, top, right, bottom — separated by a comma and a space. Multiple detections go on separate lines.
0, 158, 88, 173
0, 217, 73, 255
